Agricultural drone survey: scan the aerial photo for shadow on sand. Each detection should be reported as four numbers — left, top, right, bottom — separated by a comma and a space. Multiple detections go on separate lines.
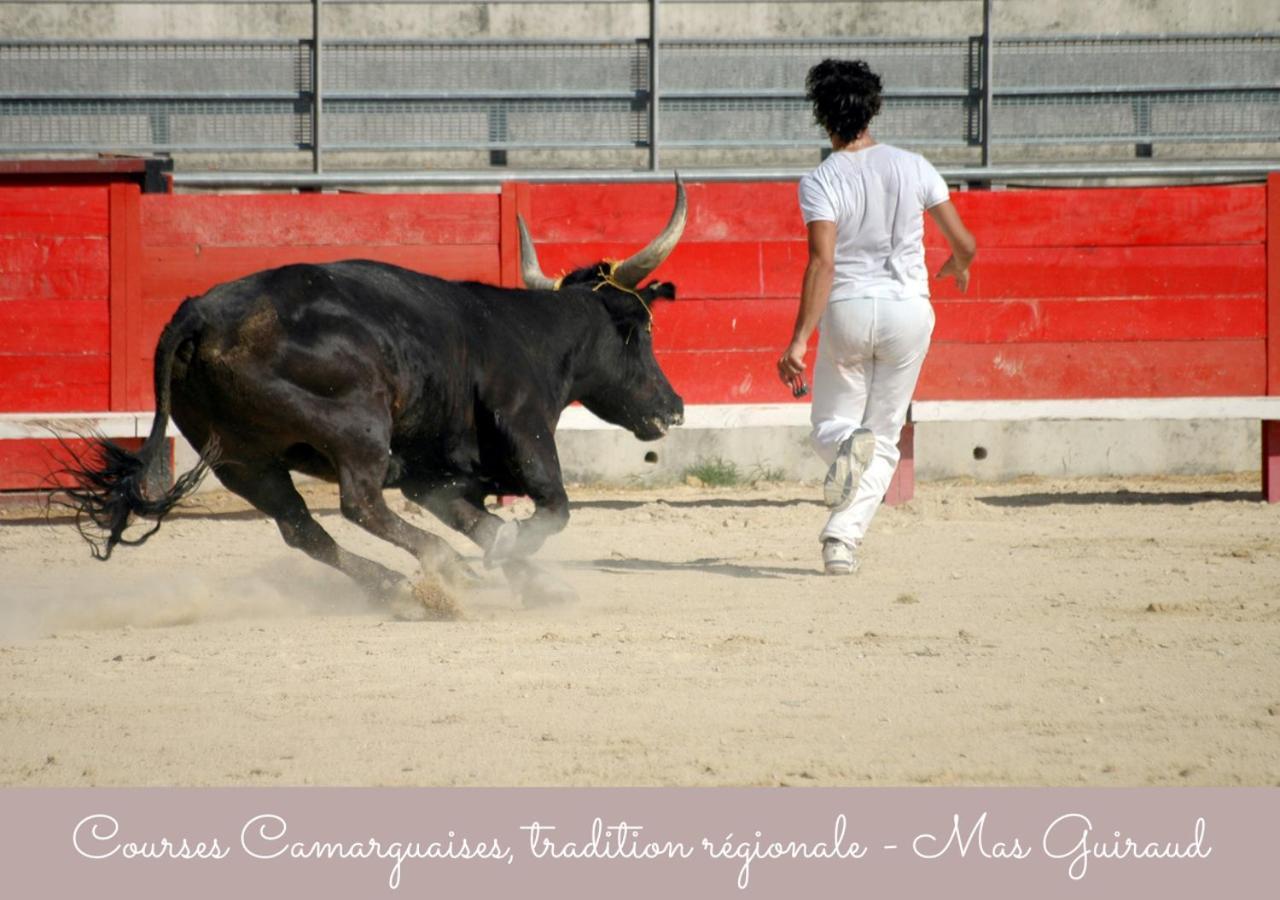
977, 488, 1261, 508
569, 497, 822, 512
570, 556, 813, 581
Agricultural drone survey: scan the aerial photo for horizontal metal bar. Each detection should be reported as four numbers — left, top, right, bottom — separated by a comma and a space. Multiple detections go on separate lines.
995, 85, 1280, 97
658, 137, 959, 148
0, 92, 306, 101
322, 141, 647, 151
0, 144, 302, 153
993, 136, 1280, 145
324, 37, 647, 47
660, 88, 971, 100
0, 38, 309, 47
4, 86, 1271, 104
172, 161, 1280, 189
322, 90, 643, 101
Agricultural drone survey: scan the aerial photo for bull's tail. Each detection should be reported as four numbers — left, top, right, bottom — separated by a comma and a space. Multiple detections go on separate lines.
52, 300, 217, 560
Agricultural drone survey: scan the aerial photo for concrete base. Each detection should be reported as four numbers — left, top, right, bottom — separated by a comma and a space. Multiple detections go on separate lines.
550, 418, 1262, 486
173, 418, 1261, 494
913, 419, 1261, 481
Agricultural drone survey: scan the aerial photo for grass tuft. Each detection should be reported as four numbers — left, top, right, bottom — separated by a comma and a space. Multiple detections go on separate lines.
683, 457, 741, 487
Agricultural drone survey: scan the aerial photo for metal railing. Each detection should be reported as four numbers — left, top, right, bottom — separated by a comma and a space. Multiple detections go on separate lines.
0, 13, 1276, 175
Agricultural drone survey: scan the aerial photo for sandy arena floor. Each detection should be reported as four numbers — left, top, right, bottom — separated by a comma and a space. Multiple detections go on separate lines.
0, 474, 1277, 787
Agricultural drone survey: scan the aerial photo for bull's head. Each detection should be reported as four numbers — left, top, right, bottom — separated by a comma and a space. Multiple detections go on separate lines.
518, 175, 687, 440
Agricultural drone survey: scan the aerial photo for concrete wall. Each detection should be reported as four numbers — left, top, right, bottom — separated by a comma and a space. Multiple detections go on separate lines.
169, 418, 1262, 493
550, 420, 1262, 486
1, 1, 1275, 41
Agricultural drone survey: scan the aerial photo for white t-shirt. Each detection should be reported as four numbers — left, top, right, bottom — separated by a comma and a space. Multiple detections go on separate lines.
798, 144, 950, 301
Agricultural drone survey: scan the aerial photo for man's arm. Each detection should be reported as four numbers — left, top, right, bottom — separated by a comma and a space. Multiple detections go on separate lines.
928, 200, 977, 292
776, 219, 836, 393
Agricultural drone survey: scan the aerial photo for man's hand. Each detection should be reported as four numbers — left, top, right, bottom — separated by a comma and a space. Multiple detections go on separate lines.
935, 254, 971, 292
777, 339, 808, 396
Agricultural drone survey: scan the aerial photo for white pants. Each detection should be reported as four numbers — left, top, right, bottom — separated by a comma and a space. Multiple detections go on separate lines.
810, 293, 934, 546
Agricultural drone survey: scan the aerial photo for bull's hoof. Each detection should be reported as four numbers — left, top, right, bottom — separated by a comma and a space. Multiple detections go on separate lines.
437, 556, 481, 590
386, 581, 429, 621
385, 579, 462, 622
485, 520, 519, 568
519, 571, 579, 609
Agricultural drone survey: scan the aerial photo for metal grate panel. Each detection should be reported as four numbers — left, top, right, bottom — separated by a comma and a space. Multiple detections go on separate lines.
0, 34, 1275, 165
324, 97, 646, 150
0, 41, 310, 97
0, 99, 310, 152
995, 91, 1280, 144
325, 40, 647, 95
994, 35, 1280, 90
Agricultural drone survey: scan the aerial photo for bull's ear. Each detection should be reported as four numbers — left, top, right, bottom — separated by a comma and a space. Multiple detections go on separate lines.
643, 281, 677, 302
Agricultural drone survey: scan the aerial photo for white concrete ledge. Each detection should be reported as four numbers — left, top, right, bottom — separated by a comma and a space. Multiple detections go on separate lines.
0, 412, 159, 440
911, 396, 1280, 422
4, 396, 1279, 443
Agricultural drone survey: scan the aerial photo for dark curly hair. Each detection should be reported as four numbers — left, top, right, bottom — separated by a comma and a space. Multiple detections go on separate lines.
805, 58, 883, 143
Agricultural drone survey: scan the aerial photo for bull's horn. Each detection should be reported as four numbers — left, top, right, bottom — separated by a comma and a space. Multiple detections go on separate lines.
517, 215, 560, 291
611, 173, 687, 289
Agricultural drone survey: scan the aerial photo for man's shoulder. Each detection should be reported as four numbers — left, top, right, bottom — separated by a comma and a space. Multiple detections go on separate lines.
872, 143, 926, 165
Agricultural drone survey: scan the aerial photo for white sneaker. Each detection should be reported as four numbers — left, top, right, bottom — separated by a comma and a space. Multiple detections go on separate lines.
822, 538, 858, 575
823, 428, 876, 509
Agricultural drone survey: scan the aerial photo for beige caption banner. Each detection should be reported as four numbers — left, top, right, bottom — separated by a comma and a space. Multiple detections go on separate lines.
0, 787, 1274, 898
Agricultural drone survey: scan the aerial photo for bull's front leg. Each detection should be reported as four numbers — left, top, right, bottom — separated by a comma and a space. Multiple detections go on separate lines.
512, 484, 569, 558
494, 416, 573, 560
496, 427, 578, 607
402, 478, 515, 567
405, 480, 576, 608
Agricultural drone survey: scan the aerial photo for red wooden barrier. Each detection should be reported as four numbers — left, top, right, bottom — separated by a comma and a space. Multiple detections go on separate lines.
133, 192, 502, 410
1, 176, 1275, 500
0, 185, 113, 489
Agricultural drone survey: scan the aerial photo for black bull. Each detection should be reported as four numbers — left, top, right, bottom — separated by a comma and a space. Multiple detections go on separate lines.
57, 178, 688, 617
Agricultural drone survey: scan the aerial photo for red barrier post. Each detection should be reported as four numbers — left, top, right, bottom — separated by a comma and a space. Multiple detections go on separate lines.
1264, 173, 1280, 503
108, 182, 145, 411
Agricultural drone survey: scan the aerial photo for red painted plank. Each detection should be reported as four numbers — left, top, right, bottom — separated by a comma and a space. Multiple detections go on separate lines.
526, 183, 1264, 249
530, 241, 763, 299
0, 300, 110, 353
651, 299, 796, 352
140, 193, 499, 248
141, 245, 501, 305
914, 340, 1266, 401
0, 237, 110, 301
651, 294, 1265, 353
0, 354, 110, 412
0, 437, 145, 491
0, 265, 110, 303
764, 243, 1266, 301
525, 181, 803, 243
932, 296, 1266, 344
0, 187, 110, 238
655, 349, 806, 404
655, 341, 1264, 405
942, 184, 1265, 248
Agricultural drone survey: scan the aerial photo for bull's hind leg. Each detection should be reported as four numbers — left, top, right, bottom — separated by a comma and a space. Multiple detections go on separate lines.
213, 463, 427, 619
